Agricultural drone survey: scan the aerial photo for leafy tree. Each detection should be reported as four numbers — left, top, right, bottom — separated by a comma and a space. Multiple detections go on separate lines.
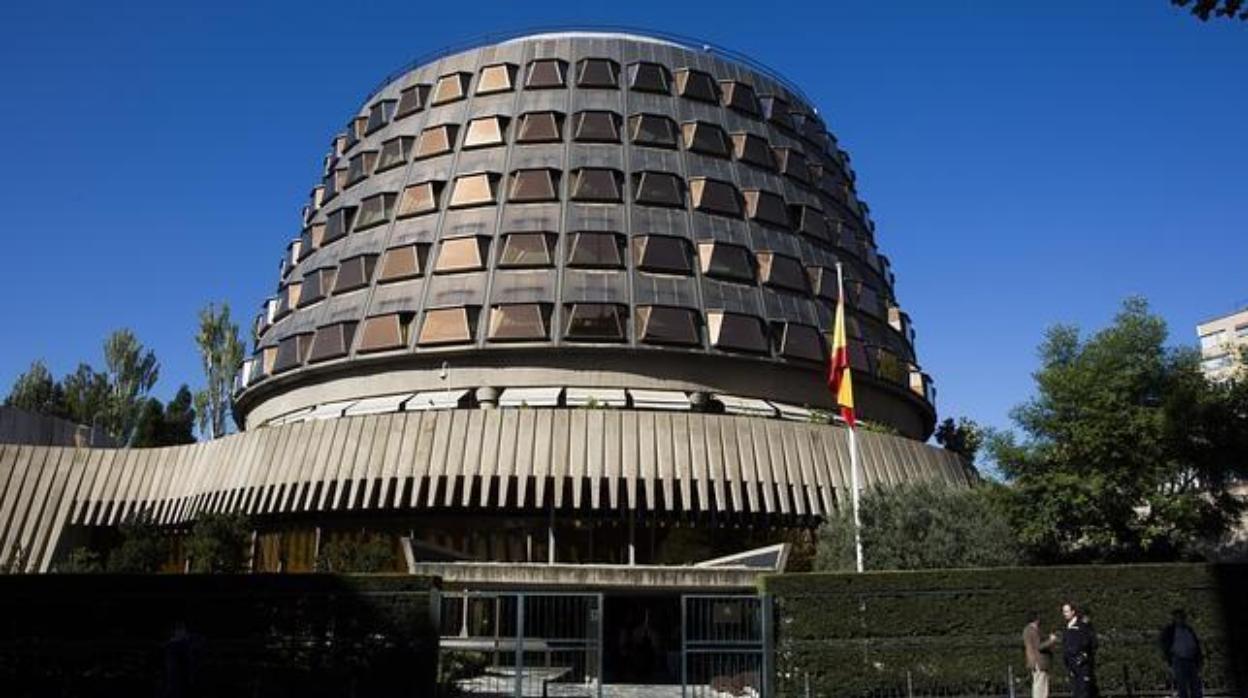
185, 512, 251, 573
103, 329, 160, 445
161, 385, 197, 445
59, 547, 104, 573
815, 481, 1021, 571
316, 532, 398, 573
934, 416, 986, 464
3, 360, 66, 417
194, 303, 244, 440
107, 510, 168, 573
60, 363, 110, 429
989, 297, 1246, 563
1171, 0, 1248, 20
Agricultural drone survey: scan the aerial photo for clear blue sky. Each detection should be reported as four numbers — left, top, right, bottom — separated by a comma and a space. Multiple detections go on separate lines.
1, 0, 1244, 439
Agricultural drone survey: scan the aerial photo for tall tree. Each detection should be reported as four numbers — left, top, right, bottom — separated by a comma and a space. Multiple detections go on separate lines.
1171, 0, 1248, 20
161, 385, 197, 445
934, 416, 986, 464
194, 303, 244, 439
990, 298, 1246, 562
60, 363, 111, 430
102, 329, 160, 445
3, 360, 66, 417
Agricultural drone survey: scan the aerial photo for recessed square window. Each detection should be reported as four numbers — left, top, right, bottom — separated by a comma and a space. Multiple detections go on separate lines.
681, 121, 731, 158
477, 63, 518, 95
629, 62, 671, 94
463, 115, 509, 149
259, 345, 278, 376
742, 189, 790, 229
576, 58, 620, 88
431, 72, 472, 106
774, 322, 825, 363
376, 136, 414, 173
488, 304, 551, 342
569, 168, 622, 203
322, 207, 357, 246
731, 132, 775, 171
285, 239, 303, 271
572, 111, 621, 143
333, 254, 378, 294
698, 241, 754, 283
761, 95, 794, 131
355, 192, 397, 230
757, 251, 810, 294
299, 223, 326, 260
357, 313, 414, 353
298, 267, 336, 307
322, 167, 347, 202
346, 150, 378, 187
689, 178, 742, 217
707, 311, 769, 354
632, 171, 684, 208
791, 205, 830, 241
674, 68, 720, 103
566, 231, 624, 268
637, 306, 700, 346
397, 180, 444, 218
525, 59, 568, 89
632, 235, 692, 275
308, 322, 358, 363
343, 116, 367, 152
516, 111, 564, 143
563, 303, 627, 342
418, 306, 479, 346
629, 114, 678, 149
508, 169, 560, 203
434, 235, 490, 274
395, 84, 430, 119
448, 172, 500, 208
719, 81, 760, 116
498, 232, 557, 269
276, 282, 301, 318
415, 124, 459, 159
772, 147, 810, 184
273, 332, 315, 373
807, 266, 842, 302
365, 99, 397, 135
378, 244, 429, 283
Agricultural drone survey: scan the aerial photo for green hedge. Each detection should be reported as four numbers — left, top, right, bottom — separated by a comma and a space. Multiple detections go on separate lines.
761, 564, 1248, 697
0, 574, 440, 697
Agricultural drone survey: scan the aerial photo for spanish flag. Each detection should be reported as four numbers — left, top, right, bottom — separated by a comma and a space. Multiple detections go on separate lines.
827, 264, 856, 428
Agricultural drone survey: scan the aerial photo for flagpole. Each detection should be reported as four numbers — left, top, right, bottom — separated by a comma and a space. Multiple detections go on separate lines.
836, 262, 865, 574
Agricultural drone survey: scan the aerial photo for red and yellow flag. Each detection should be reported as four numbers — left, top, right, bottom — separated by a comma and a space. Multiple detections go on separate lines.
827, 268, 856, 428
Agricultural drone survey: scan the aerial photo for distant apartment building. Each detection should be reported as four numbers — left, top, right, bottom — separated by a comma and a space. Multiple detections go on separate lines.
1197, 307, 1248, 381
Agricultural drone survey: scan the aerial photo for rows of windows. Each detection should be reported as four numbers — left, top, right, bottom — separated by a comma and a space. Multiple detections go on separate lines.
322, 111, 850, 208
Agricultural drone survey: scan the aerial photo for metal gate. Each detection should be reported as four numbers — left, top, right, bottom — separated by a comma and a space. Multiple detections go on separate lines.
681, 594, 771, 698
438, 591, 603, 697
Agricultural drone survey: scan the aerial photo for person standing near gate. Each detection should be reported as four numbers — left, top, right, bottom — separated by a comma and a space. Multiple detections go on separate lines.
1023, 611, 1057, 698
1160, 608, 1204, 698
1061, 602, 1098, 698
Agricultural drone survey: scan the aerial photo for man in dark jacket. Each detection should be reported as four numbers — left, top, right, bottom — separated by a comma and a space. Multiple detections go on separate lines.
1061, 602, 1098, 698
1160, 609, 1203, 698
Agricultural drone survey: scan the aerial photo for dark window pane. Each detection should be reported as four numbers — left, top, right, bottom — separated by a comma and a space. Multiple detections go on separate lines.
633, 235, 691, 274
637, 306, 700, 346
346, 150, 378, 187
299, 224, 325, 260
323, 207, 356, 245
675, 68, 720, 103
629, 62, 671, 94
808, 266, 840, 301
365, 99, 396, 135
463, 116, 508, 149
397, 180, 443, 218
757, 251, 810, 294
708, 312, 769, 354
689, 178, 741, 217
773, 147, 810, 184
633, 171, 684, 207
355, 192, 396, 230
516, 111, 563, 143
448, 173, 498, 208
576, 58, 620, 88
563, 303, 626, 342
569, 168, 622, 202
573, 111, 620, 143
298, 268, 335, 307
732, 132, 775, 170
791, 205, 830, 241
681, 121, 731, 158
395, 84, 430, 119
377, 136, 414, 172
477, 63, 517, 94
509, 169, 560, 203
333, 254, 378, 294
629, 114, 678, 149
415, 124, 458, 159
435, 236, 489, 273
525, 59, 567, 89
418, 307, 477, 346
761, 95, 794, 131
378, 244, 428, 283
308, 322, 357, 363
720, 81, 760, 116
743, 189, 790, 229
488, 304, 550, 342
357, 313, 411, 353
498, 232, 555, 268
566, 232, 624, 268
698, 241, 754, 283
431, 72, 471, 105
273, 333, 314, 373
776, 322, 825, 363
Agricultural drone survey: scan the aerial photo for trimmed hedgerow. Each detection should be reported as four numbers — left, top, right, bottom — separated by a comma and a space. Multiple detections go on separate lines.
761, 564, 1247, 696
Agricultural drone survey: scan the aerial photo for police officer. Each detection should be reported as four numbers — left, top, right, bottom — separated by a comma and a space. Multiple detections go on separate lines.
1061, 601, 1098, 698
